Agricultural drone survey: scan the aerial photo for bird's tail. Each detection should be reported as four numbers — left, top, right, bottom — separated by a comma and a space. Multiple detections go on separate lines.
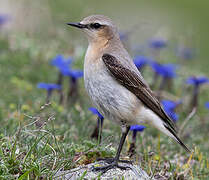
135, 108, 191, 152
164, 124, 191, 153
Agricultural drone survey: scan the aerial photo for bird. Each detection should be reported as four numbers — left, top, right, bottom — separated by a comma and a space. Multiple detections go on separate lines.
67, 15, 190, 173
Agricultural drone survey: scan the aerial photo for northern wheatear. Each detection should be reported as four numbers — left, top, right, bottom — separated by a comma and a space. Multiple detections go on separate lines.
67, 15, 190, 172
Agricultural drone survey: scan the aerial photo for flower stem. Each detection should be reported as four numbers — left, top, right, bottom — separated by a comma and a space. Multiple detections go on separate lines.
191, 85, 199, 109
67, 77, 78, 103
57, 72, 64, 104
46, 89, 52, 103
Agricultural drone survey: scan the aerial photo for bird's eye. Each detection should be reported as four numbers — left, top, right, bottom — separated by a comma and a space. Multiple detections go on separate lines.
90, 23, 102, 29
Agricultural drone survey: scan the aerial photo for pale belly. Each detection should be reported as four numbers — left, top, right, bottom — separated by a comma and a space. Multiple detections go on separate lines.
84, 65, 142, 125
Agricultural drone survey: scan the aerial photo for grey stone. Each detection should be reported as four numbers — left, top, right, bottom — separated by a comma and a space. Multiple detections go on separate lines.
53, 161, 153, 180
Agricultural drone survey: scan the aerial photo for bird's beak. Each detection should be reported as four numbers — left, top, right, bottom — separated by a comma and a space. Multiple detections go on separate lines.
67, 22, 87, 29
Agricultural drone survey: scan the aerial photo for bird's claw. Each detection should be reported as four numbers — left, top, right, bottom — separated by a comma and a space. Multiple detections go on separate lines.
96, 157, 132, 164
92, 161, 130, 174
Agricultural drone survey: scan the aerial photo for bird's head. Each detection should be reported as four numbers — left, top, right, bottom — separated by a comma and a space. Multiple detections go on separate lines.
67, 15, 119, 43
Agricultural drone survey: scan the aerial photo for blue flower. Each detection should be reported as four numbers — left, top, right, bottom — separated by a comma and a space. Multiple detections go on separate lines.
130, 125, 146, 132
50, 54, 72, 70
69, 70, 83, 79
60, 66, 83, 82
37, 83, 62, 91
161, 99, 182, 110
0, 14, 10, 26
166, 110, 178, 122
37, 83, 62, 103
89, 107, 104, 132
60, 66, 83, 100
133, 55, 152, 69
162, 64, 178, 78
186, 76, 209, 108
149, 38, 167, 49
151, 62, 178, 78
130, 125, 146, 142
150, 61, 163, 73
176, 47, 194, 60
205, 102, 209, 109
161, 99, 181, 122
89, 107, 104, 120
186, 76, 209, 86
89, 107, 104, 141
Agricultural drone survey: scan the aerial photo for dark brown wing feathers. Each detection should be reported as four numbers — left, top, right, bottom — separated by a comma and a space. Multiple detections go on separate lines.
102, 53, 177, 133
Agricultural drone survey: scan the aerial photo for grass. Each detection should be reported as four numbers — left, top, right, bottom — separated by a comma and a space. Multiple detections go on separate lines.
0, 27, 209, 179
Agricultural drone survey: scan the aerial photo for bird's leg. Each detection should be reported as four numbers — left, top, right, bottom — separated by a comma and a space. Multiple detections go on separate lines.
92, 126, 131, 173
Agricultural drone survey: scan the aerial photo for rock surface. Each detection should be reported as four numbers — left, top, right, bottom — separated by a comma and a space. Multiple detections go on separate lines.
54, 161, 152, 180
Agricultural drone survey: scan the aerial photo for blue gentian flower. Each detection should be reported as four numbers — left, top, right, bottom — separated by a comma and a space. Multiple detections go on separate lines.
0, 14, 10, 26
130, 125, 146, 139
150, 62, 178, 90
60, 67, 83, 86
50, 54, 72, 70
161, 99, 182, 110
130, 125, 146, 132
149, 38, 167, 49
151, 62, 178, 78
50, 55, 72, 104
60, 65, 83, 101
133, 55, 152, 70
61, 67, 83, 81
150, 61, 162, 73
129, 125, 146, 154
50, 55, 73, 103
161, 64, 178, 78
176, 47, 194, 60
186, 76, 209, 109
89, 107, 104, 120
89, 107, 104, 141
69, 70, 83, 82
37, 83, 61, 103
161, 100, 181, 122
205, 102, 209, 109
37, 83, 62, 91
186, 76, 209, 86
166, 111, 178, 122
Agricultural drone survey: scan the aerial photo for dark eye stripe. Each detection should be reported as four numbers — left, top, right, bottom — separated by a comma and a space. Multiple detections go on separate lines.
90, 23, 102, 29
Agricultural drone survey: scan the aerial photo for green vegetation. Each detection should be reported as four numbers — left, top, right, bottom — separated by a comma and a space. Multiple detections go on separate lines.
0, 0, 209, 179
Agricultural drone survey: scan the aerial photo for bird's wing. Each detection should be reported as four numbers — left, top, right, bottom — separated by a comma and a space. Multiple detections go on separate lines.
102, 53, 177, 133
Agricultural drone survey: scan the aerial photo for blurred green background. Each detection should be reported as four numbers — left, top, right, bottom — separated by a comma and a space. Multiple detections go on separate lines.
0, 0, 209, 179
1, 0, 209, 75
0, 0, 209, 67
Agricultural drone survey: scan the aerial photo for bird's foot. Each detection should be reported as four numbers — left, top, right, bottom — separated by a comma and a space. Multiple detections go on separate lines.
92, 160, 130, 174
96, 157, 132, 164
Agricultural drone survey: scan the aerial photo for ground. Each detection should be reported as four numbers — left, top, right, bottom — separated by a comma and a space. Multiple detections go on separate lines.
0, 1, 209, 178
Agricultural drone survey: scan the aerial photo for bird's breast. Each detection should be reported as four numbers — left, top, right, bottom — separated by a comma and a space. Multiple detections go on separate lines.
84, 58, 142, 124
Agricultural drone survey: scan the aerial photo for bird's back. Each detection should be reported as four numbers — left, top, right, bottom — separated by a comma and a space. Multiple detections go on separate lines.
105, 39, 149, 87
